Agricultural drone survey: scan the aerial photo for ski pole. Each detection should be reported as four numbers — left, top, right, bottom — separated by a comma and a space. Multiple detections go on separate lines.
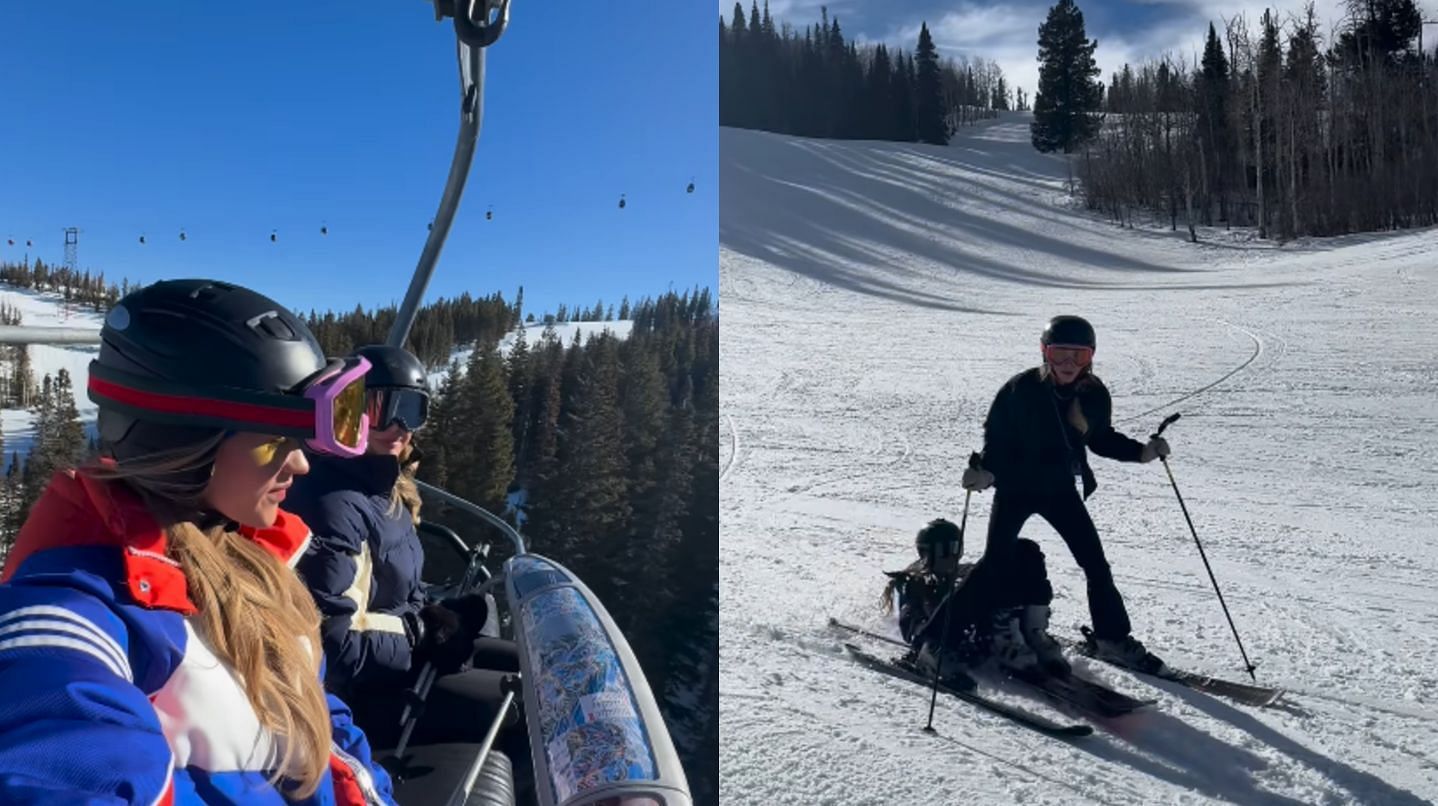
923, 452, 981, 733
1153, 413, 1259, 682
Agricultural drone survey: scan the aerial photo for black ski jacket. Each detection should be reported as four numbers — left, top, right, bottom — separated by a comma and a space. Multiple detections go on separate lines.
978, 368, 1146, 499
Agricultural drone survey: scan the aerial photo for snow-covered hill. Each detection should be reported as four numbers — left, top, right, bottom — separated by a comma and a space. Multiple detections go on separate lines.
426, 319, 634, 389
719, 112, 1438, 804
0, 287, 104, 458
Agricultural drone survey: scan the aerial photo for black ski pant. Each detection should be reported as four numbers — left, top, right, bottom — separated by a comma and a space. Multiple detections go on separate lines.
921, 538, 1052, 648
966, 485, 1132, 641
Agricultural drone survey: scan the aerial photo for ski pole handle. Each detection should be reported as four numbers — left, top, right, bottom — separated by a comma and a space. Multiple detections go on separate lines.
1152, 412, 1181, 440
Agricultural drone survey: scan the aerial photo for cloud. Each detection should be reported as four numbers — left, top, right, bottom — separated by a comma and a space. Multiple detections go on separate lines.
754, 0, 1370, 101
718, 0, 866, 24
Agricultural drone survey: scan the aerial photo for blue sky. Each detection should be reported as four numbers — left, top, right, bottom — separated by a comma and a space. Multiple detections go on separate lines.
724, 0, 1369, 104
1, 2, 716, 320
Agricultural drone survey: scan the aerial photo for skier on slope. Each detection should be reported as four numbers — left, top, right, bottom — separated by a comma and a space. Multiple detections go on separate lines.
956, 314, 1170, 674
881, 518, 1069, 690
0, 280, 394, 804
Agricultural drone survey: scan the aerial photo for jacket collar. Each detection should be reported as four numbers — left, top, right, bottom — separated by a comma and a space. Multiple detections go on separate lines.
1, 468, 312, 614
307, 450, 402, 497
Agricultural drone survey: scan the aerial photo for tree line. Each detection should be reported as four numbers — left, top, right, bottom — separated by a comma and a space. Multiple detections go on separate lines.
406, 288, 719, 806
721, 3, 1015, 145
1030, 0, 1438, 240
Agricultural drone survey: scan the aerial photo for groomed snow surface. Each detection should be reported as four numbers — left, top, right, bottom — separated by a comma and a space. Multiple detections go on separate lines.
719, 112, 1438, 804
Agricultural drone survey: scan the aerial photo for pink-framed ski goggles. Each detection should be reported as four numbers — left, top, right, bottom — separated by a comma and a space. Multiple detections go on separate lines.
88, 355, 373, 457
301, 356, 373, 456
1043, 344, 1094, 368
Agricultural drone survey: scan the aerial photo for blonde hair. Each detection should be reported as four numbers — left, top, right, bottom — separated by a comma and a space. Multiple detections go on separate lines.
879, 558, 927, 615
386, 442, 423, 525
88, 434, 331, 797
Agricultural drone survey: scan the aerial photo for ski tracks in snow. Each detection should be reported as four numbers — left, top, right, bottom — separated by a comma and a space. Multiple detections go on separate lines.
1116, 318, 1268, 426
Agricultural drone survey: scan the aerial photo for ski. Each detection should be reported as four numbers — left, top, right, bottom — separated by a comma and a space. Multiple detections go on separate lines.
843, 643, 1093, 738
1061, 629, 1285, 708
1007, 667, 1155, 718
829, 617, 1153, 718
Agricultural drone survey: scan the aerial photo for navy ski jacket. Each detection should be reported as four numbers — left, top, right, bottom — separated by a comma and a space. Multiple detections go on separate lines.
288, 453, 427, 695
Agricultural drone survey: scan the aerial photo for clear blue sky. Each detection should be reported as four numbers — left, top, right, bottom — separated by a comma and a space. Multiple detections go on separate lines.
1, 2, 716, 320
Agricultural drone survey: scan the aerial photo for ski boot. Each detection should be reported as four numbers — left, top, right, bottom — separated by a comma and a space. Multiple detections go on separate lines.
1019, 605, 1071, 677
989, 606, 1044, 677
913, 639, 977, 692
1084, 626, 1168, 675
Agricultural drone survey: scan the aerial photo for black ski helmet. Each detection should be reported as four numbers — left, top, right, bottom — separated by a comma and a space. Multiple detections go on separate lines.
90, 279, 332, 464
915, 518, 962, 563
352, 344, 430, 433
351, 344, 427, 391
1041, 315, 1096, 351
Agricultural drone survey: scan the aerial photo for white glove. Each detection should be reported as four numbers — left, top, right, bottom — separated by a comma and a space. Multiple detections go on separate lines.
1140, 436, 1171, 463
961, 467, 994, 492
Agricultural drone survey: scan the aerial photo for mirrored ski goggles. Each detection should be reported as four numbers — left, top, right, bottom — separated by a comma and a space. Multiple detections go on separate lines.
88, 355, 372, 458
304, 357, 371, 455
245, 435, 304, 467
1044, 345, 1094, 368
364, 387, 429, 432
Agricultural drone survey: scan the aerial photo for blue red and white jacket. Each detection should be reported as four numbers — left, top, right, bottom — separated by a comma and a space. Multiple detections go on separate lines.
0, 468, 397, 805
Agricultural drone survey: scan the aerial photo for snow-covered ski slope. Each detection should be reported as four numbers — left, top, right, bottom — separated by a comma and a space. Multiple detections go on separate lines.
0, 287, 104, 457
719, 111, 1438, 804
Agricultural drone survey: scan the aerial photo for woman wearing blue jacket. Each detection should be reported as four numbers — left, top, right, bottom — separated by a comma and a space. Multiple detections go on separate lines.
287, 344, 519, 753
0, 279, 394, 805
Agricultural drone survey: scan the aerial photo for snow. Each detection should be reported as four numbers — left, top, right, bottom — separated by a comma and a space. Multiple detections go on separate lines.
0, 287, 104, 458
719, 112, 1438, 804
426, 319, 635, 389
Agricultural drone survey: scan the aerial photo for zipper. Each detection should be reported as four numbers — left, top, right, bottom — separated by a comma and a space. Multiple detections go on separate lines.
332, 744, 385, 805
1049, 392, 1082, 481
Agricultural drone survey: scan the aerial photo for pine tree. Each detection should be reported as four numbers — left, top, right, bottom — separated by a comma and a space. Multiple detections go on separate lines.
1031, 0, 1103, 153
547, 336, 629, 572
443, 344, 515, 516
0, 426, 8, 559
11, 346, 33, 408
1197, 22, 1232, 224
914, 23, 948, 144
52, 370, 87, 467
418, 360, 465, 491
992, 76, 1011, 111
617, 338, 668, 555
1334, 0, 1422, 68
892, 52, 917, 141
506, 326, 532, 486
1, 452, 19, 557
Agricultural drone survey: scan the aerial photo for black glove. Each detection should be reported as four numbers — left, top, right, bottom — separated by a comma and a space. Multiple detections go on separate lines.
413, 594, 490, 675
440, 593, 490, 635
